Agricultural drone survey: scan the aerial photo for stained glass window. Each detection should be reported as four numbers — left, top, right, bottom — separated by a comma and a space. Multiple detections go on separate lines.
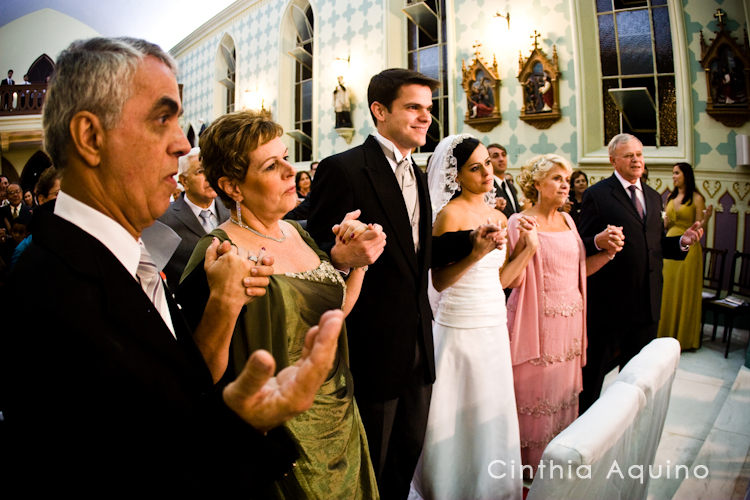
596, 0, 676, 146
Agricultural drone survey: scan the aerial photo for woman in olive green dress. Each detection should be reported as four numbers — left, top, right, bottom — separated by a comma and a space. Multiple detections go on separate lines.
179, 111, 378, 499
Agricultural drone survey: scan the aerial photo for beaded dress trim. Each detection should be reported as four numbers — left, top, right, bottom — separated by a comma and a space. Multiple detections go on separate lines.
285, 260, 347, 308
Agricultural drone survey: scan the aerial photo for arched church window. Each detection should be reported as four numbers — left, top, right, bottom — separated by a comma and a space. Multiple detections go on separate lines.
404, 0, 449, 153
216, 35, 236, 115
288, 2, 314, 162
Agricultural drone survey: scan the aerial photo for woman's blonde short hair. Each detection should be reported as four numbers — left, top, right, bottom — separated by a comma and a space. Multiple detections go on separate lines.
516, 154, 573, 204
199, 111, 283, 207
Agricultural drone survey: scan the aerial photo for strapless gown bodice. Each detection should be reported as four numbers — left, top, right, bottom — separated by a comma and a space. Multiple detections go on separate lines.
435, 247, 506, 328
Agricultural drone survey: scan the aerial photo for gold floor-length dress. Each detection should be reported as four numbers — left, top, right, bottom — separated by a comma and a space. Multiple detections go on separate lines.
658, 199, 703, 350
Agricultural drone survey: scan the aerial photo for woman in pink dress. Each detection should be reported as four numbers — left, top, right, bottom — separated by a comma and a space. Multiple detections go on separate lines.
505, 154, 624, 474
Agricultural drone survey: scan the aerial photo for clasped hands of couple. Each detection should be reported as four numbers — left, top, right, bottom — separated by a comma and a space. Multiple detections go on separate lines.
333, 209, 509, 263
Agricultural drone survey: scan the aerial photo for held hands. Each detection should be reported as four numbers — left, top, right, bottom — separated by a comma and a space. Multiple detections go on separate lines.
204, 238, 274, 312
495, 197, 507, 212
594, 225, 625, 259
330, 209, 387, 269
470, 221, 507, 258
222, 309, 344, 432
510, 215, 540, 257
680, 221, 704, 248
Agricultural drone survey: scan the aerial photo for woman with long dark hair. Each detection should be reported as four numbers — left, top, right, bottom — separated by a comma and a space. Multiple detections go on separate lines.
566, 169, 588, 224
658, 162, 712, 350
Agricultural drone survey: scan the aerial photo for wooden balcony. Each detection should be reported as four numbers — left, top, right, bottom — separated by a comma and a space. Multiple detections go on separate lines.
0, 84, 48, 116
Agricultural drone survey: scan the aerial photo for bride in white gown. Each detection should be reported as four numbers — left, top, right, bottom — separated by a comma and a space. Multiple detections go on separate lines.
410, 134, 531, 500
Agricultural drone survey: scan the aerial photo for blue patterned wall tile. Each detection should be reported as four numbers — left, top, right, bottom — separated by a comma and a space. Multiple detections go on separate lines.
529, 133, 558, 154
694, 130, 714, 165
717, 130, 737, 168
561, 131, 578, 165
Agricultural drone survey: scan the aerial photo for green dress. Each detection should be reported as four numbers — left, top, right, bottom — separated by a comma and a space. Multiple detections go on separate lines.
657, 199, 703, 350
180, 222, 379, 499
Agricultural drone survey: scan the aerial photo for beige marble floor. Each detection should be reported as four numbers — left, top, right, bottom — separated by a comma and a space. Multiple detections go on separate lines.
646, 328, 750, 500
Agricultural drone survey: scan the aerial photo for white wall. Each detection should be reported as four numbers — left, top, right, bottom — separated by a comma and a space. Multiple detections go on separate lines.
0, 8, 99, 78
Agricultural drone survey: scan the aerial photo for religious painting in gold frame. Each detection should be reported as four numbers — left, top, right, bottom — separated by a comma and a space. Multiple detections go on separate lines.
518, 31, 561, 129
700, 9, 750, 127
461, 44, 502, 132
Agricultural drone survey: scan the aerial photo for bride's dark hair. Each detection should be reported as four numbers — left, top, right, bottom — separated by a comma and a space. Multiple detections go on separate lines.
452, 137, 480, 171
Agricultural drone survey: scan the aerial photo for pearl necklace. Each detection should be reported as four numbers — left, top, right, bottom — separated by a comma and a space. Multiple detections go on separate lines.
230, 216, 287, 242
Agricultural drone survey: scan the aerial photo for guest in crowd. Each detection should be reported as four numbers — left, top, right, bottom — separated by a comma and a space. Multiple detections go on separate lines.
577, 133, 703, 412
158, 146, 230, 290
34, 166, 62, 207
23, 190, 36, 209
564, 169, 588, 225
1, 36, 345, 496
179, 111, 380, 499
658, 162, 712, 350
412, 134, 523, 500
295, 170, 312, 201
505, 154, 623, 473
489, 143, 520, 219
9, 166, 62, 267
0, 175, 9, 206
284, 167, 316, 221
1, 183, 32, 230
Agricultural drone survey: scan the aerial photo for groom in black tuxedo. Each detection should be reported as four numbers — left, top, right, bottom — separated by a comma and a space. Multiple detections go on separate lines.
308, 68, 466, 499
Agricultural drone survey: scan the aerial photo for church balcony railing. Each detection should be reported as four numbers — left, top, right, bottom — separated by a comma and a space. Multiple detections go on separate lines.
0, 84, 48, 116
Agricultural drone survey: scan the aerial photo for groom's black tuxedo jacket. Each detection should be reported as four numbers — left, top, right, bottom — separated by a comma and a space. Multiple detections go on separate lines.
0, 210, 296, 496
307, 136, 437, 401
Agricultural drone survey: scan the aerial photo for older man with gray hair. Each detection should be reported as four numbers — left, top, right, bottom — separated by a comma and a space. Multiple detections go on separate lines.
1, 36, 343, 495
159, 146, 230, 289
577, 132, 703, 412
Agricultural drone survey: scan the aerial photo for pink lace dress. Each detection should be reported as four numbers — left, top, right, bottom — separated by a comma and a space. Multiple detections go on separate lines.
506, 212, 587, 471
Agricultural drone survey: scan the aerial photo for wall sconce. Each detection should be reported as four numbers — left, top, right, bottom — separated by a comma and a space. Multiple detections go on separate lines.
494, 10, 510, 29
241, 88, 270, 116
332, 55, 350, 80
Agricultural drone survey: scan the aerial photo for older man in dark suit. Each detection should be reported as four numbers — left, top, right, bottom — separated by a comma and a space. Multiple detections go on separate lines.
1, 183, 32, 230
159, 147, 230, 289
577, 133, 702, 411
1, 36, 343, 496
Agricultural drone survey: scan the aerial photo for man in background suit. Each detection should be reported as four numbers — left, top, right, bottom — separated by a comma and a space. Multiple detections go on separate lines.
159, 147, 229, 289
577, 133, 702, 411
1, 70, 13, 109
488, 143, 520, 219
307, 68, 494, 499
1, 36, 344, 495
1, 183, 32, 230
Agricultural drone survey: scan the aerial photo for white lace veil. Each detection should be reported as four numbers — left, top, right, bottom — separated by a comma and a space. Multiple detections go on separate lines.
426, 133, 497, 223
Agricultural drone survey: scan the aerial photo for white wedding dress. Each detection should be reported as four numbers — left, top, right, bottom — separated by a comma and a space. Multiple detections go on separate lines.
410, 247, 522, 500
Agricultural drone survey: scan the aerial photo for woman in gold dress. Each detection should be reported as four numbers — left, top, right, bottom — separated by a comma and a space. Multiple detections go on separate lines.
658, 162, 712, 350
